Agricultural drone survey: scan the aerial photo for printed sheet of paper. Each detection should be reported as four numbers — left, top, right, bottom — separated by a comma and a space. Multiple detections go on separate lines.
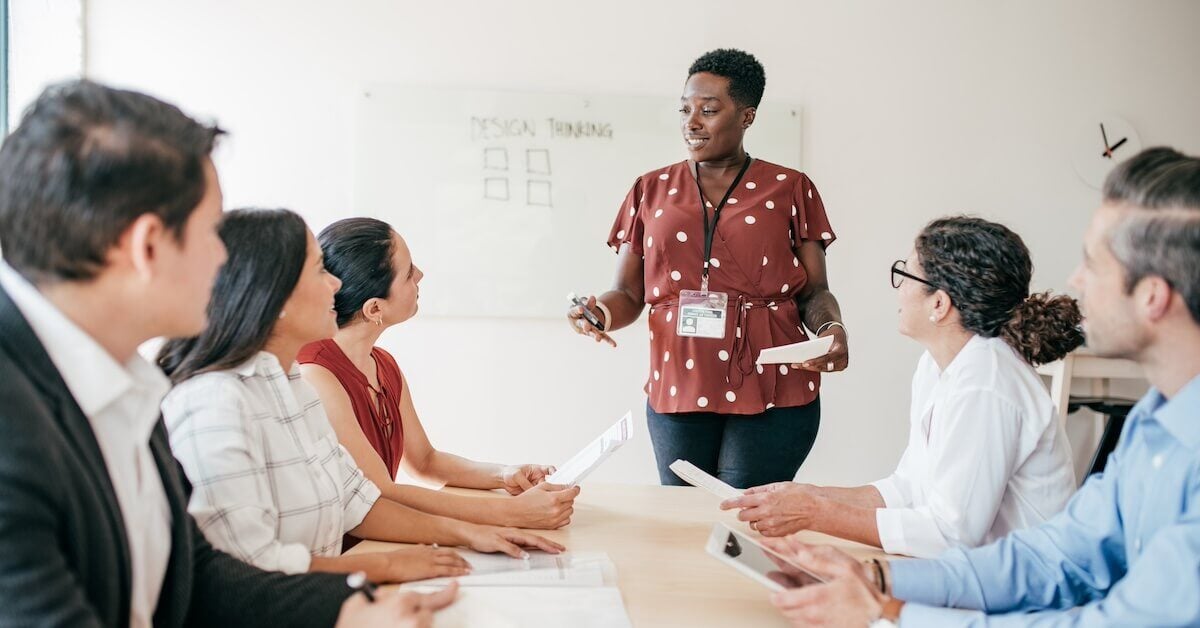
410, 586, 632, 628
546, 412, 632, 486
755, 335, 834, 365
406, 551, 615, 588
669, 459, 743, 501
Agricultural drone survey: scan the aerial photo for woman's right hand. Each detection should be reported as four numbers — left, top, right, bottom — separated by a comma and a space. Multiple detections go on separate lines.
372, 545, 472, 583
566, 295, 617, 347
335, 581, 459, 628
457, 522, 567, 558
501, 482, 580, 529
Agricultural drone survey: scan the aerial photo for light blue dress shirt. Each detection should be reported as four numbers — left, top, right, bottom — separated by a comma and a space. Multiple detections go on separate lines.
891, 374, 1200, 626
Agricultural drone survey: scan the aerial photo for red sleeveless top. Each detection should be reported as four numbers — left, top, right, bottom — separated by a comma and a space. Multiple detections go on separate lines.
299, 339, 405, 478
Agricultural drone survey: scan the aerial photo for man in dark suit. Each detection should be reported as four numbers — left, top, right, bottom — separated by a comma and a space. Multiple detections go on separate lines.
0, 80, 455, 627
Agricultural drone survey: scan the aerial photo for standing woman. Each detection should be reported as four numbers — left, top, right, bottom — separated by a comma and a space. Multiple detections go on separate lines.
568, 49, 848, 488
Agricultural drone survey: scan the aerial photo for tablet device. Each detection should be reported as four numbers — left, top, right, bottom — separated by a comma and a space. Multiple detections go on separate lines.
545, 411, 632, 486
705, 523, 824, 592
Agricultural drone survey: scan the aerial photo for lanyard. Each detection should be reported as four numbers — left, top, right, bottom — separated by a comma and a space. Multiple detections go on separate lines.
692, 154, 752, 291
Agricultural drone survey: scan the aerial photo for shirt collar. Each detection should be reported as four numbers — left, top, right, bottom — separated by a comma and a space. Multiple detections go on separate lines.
0, 262, 170, 420
1140, 374, 1200, 450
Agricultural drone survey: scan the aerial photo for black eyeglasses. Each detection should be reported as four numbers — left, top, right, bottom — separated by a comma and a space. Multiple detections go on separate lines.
891, 260, 940, 290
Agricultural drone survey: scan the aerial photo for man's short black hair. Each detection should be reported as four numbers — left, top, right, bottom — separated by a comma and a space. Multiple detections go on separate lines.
0, 80, 225, 283
687, 48, 766, 108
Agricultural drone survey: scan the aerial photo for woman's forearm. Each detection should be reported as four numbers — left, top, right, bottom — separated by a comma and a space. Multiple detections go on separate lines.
809, 497, 883, 549
596, 288, 644, 332
310, 553, 386, 579
350, 497, 469, 546
410, 450, 506, 490
380, 481, 509, 526
800, 287, 843, 331
812, 485, 886, 509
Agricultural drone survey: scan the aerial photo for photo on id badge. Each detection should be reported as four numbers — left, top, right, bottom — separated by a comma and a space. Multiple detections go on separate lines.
678, 290, 728, 339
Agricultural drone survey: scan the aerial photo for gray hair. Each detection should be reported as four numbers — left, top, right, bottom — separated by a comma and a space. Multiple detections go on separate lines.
1103, 147, 1200, 324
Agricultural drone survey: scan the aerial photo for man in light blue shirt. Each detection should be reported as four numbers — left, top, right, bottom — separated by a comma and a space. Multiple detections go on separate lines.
765, 146, 1200, 626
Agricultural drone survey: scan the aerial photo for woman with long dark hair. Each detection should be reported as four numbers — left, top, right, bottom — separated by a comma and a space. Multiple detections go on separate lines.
722, 216, 1082, 558
298, 217, 577, 529
159, 208, 563, 584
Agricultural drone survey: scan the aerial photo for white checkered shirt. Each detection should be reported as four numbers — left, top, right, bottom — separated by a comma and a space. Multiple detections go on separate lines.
163, 351, 381, 574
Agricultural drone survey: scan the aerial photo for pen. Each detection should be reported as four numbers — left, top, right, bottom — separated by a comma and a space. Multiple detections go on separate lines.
346, 571, 378, 602
567, 292, 605, 331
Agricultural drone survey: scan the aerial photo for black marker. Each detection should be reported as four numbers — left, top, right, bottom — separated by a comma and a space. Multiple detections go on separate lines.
568, 292, 605, 331
346, 571, 377, 602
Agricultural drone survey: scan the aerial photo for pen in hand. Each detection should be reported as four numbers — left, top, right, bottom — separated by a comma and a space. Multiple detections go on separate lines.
346, 571, 378, 602
568, 293, 617, 347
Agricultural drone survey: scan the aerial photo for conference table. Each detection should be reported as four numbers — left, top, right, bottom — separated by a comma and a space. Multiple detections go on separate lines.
348, 483, 892, 627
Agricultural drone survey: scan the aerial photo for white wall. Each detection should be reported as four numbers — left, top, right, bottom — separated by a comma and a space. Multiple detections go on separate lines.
76, 0, 1200, 485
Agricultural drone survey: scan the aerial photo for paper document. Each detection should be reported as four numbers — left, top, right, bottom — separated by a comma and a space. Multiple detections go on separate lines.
411, 585, 632, 628
406, 551, 616, 588
756, 335, 834, 365
669, 459, 743, 501
546, 412, 632, 486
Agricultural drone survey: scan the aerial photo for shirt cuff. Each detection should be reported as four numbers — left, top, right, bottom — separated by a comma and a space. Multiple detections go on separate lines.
342, 476, 383, 534
871, 477, 906, 508
899, 603, 983, 627
276, 543, 315, 575
876, 507, 910, 556
890, 558, 953, 607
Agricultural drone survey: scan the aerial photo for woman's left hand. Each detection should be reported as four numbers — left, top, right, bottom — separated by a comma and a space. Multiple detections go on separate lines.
501, 464, 556, 495
794, 325, 849, 373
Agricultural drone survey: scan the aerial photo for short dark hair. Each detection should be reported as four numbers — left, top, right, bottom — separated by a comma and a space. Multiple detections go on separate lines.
916, 216, 1084, 366
318, 218, 398, 328
0, 80, 225, 283
687, 49, 766, 108
1103, 147, 1200, 325
157, 208, 308, 384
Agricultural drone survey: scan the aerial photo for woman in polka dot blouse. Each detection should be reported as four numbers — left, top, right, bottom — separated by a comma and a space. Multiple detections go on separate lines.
567, 49, 848, 488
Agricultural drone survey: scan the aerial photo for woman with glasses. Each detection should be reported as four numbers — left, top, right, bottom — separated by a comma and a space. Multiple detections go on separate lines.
721, 216, 1082, 558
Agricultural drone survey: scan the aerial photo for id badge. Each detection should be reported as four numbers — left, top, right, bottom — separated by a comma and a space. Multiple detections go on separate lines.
677, 290, 728, 339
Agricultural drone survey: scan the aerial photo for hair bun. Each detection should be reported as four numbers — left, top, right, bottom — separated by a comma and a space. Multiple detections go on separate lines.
1000, 292, 1084, 366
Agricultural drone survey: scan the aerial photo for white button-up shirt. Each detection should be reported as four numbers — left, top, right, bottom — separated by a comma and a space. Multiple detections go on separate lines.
163, 351, 381, 574
870, 335, 1076, 558
0, 263, 172, 628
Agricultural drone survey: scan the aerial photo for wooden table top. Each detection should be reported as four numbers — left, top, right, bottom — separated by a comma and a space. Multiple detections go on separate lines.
348, 483, 890, 627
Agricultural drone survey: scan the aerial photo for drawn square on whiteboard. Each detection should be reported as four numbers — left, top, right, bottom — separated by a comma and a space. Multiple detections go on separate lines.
483, 147, 508, 171
527, 180, 552, 207
484, 177, 510, 201
526, 148, 551, 175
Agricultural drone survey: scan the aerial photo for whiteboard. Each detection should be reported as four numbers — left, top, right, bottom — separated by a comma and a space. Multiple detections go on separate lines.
353, 85, 801, 319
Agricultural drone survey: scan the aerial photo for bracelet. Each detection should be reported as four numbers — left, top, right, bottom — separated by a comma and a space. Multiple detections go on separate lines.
594, 300, 613, 331
816, 320, 845, 336
869, 558, 886, 594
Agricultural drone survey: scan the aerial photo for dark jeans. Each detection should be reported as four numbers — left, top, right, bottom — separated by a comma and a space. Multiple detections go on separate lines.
646, 398, 821, 489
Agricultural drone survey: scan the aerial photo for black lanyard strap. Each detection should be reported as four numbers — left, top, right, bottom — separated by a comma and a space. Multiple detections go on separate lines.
692, 154, 753, 288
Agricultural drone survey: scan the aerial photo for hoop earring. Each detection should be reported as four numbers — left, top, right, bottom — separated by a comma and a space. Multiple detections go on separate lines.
375, 318, 383, 326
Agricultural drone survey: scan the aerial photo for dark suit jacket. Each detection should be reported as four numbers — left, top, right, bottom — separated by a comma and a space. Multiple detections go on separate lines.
0, 284, 353, 627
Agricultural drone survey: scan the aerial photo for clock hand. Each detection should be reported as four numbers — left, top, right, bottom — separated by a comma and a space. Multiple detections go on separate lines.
1107, 138, 1128, 155
1100, 123, 1113, 158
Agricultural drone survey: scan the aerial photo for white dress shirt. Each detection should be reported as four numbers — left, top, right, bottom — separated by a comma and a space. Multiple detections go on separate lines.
870, 335, 1076, 558
0, 263, 172, 628
163, 351, 381, 574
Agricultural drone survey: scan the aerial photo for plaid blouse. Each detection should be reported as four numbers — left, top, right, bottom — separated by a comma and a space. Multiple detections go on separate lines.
163, 351, 381, 574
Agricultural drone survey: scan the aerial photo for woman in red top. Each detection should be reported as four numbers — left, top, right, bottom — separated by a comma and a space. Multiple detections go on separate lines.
568, 49, 849, 488
300, 218, 578, 530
